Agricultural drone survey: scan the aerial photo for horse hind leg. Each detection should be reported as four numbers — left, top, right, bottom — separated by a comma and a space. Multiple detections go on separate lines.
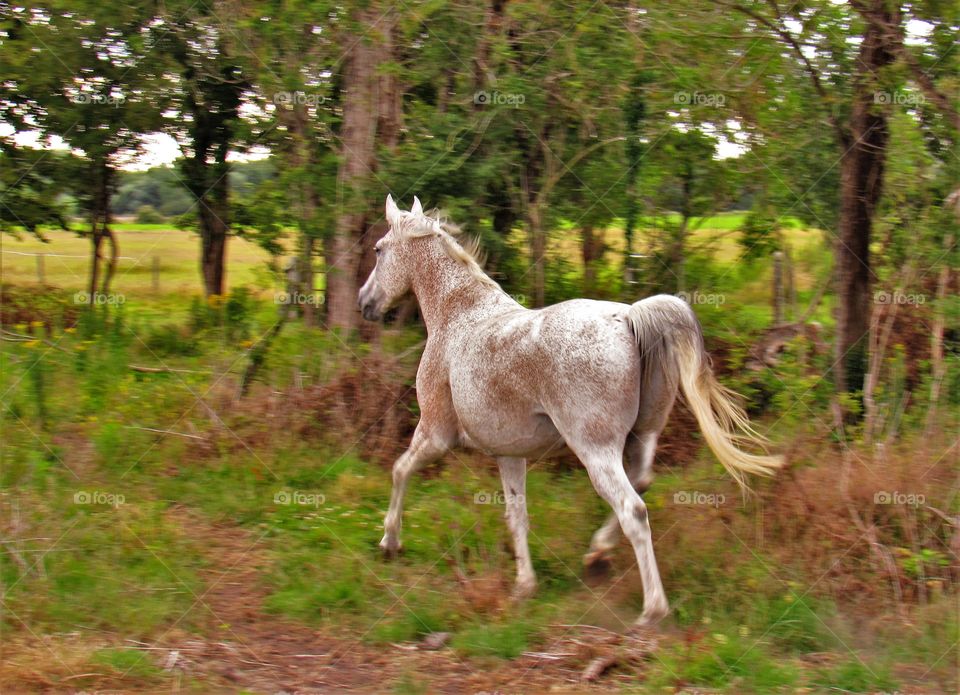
584, 431, 657, 571
585, 368, 676, 572
497, 456, 536, 599
580, 446, 669, 628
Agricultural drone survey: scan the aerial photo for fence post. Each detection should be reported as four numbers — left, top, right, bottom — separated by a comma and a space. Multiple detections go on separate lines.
785, 246, 796, 321
36, 253, 45, 285
772, 250, 784, 326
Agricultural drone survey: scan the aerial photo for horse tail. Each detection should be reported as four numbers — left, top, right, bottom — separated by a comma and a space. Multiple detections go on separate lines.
626, 295, 784, 489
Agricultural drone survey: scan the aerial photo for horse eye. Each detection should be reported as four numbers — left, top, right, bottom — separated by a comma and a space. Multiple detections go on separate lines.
375, 247, 381, 256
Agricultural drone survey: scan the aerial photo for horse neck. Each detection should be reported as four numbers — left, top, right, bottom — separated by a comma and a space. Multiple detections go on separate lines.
412, 247, 506, 334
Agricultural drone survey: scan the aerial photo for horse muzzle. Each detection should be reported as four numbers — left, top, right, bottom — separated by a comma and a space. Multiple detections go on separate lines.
361, 302, 382, 322
358, 282, 385, 322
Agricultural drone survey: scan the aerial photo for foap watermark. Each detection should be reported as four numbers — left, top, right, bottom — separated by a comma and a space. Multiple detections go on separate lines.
273, 91, 326, 107
74, 490, 125, 508
874, 290, 925, 306
72, 92, 125, 107
874, 91, 925, 107
275, 291, 324, 306
874, 491, 925, 507
74, 291, 125, 306
673, 490, 725, 507
474, 490, 525, 505
473, 90, 525, 107
677, 290, 725, 307
674, 91, 726, 107
274, 489, 325, 507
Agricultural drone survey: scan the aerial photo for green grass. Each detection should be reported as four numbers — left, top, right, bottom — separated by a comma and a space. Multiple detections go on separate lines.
811, 659, 898, 693
91, 647, 164, 680
1, 226, 275, 305
648, 632, 801, 692
451, 620, 534, 658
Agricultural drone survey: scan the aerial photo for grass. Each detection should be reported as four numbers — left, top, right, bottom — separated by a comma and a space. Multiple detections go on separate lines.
1, 226, 276, 313
91, 647, 165, 680
2, 213, 819, 302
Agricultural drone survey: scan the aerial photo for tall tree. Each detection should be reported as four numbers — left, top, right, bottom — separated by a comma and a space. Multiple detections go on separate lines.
0, 2, 165, 297
638, 129, 728, 294
470, 0, 634, 306
157, 2, 249, 297
240, 1, 338, 325
324, 5, 384, 330
710, 0, 958, 394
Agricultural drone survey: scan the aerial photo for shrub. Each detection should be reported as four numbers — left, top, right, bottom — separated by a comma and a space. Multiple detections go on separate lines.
144, 323, 199, 356
134, 205, 165, 225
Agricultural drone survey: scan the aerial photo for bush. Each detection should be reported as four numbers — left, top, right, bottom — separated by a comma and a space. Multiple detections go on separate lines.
187, 288, 253, 341
144, 323, 199, 356
134, 205, 165, 225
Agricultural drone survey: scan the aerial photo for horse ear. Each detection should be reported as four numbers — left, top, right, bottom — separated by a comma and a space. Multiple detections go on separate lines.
385, 194, 400, 226
411, 196, 423, 216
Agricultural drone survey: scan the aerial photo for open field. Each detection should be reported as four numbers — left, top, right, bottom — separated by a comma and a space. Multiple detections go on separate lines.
1, 212, 828, 307
1, 225, 274, 301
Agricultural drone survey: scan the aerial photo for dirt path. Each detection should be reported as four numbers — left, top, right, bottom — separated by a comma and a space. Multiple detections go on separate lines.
160, 507, 636, 693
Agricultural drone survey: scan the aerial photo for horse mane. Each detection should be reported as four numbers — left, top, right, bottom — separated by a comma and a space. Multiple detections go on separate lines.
395, 209, 500, 289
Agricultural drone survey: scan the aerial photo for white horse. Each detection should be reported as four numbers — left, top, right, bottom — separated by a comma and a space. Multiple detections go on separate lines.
358, 195, 783, 628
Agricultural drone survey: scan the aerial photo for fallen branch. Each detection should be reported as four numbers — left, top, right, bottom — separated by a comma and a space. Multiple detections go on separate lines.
238, 317, 287, 397
1, 329, 71, 353
129, 364, 212, 374
123, 425, 209, 441
582, 653, 619, 682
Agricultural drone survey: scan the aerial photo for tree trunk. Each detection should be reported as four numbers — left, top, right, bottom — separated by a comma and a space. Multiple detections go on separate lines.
87, 215, 102, 301
529, 206, 546, 307
582, 224, 601, 295
833, 5, 896, 394
357, 12, 399, 342
327, 8, 381, 331
376, 14, 401, 151
86, 167, 112, 300
171, 29, 242, 300
300, 233, 316, 327
673, 215, 689, 294
282, 91, 320, 327
474, 0, 507, 91
100, 224, 118, 296
186, 145, 231, 300
200, 224, 227, 297
199, 176, 229, 297
358, 220, 386, 341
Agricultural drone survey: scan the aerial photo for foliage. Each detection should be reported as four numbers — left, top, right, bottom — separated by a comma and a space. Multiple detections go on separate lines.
133, 205, 164, 225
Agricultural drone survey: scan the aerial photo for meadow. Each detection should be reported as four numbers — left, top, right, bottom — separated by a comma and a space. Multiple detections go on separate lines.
0, 217, 956, 693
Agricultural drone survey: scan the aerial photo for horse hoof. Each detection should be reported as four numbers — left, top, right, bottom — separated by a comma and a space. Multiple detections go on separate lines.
510, 580, 537, 602
379, 537, 402, 560
632, 605, 669, 631
582, 551, 613, 582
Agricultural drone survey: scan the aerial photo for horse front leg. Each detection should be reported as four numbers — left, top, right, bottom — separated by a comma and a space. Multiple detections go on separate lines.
380, 426, 447, 558
497, 456, 536, 599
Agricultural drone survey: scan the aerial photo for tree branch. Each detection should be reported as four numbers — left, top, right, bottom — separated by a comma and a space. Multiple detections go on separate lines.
716, 0, 850, 146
